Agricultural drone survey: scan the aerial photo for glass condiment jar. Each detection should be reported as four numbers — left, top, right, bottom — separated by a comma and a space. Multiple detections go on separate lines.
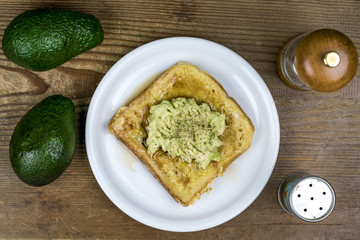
277, 29, 358, 92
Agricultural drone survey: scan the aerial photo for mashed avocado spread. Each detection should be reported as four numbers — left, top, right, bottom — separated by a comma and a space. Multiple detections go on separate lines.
146, 97, 226, 169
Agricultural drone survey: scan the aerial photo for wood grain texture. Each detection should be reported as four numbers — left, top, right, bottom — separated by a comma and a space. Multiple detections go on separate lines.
294, 29, 358, 92
0, 0, 359, 239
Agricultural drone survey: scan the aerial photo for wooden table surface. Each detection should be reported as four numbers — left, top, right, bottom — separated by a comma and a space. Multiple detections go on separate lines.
1, 0, 359, 239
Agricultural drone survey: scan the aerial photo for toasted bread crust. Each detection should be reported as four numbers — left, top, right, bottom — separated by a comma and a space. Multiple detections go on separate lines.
108, 62, 254, 206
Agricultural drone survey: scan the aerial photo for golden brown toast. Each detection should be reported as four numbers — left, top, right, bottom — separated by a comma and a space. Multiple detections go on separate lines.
108, 62, 254, 206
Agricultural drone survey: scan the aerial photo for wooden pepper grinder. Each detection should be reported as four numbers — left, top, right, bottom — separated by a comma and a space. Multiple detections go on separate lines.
277, 29, 358, 92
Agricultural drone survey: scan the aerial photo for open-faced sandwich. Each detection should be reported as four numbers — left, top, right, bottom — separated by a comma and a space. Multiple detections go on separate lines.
108, 62, 254, 206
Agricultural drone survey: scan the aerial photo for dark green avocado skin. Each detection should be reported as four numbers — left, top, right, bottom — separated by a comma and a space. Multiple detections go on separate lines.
2, 8, 104, 71
9, 95, 75, 186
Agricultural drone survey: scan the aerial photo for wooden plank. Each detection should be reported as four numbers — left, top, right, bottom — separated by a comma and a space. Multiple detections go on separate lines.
0, 0, 359, 239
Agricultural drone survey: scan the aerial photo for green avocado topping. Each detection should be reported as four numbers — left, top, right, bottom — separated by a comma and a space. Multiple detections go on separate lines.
146, 97, 226, 169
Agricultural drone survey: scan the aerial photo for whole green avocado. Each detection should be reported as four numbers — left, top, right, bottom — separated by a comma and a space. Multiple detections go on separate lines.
2, 8, 104, 71
9, 95, 75, 186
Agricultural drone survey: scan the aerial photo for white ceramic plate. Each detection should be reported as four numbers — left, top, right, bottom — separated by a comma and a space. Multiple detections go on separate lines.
85, 37, 280, 232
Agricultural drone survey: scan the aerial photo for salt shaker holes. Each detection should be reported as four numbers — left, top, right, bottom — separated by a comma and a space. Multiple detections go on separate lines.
278, 172, 336, 222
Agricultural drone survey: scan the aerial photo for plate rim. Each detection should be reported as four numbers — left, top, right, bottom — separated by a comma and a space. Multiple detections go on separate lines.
85, 36, 280, 232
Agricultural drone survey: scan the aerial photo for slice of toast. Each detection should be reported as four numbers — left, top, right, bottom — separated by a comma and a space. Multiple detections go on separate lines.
108, 62, 254, 206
